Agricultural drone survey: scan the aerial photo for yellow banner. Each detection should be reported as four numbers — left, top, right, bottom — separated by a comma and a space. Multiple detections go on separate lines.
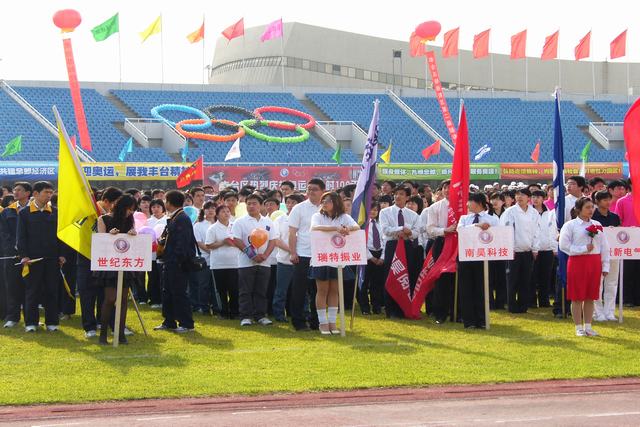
80, 163, 187, 181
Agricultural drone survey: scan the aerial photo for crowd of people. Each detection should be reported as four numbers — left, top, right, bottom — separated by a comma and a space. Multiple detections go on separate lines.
0, 174, 637, 343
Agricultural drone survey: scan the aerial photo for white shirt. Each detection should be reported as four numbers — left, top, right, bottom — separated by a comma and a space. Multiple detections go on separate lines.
231, 214, 277, 268
275, 214, 292, 265
535, 208, 558, 252
559, 218, 610, 273
426, 199, 450, 238
500, 204, 541, 252
193, 220, 213, 266
457, 211, 500, 229
146, 215, 167, 261
310, 212, 358, 229
267, 220, 279, 266
367, 219, 385, 260
379, 205, 420, 241
564, 194, 578, 223
288, 199, 321, 257
419, 207, 431, 243
205, 221, 239, 269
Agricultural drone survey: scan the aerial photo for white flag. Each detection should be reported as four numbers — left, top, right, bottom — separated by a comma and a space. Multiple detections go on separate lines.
224, 138, 241, 161
474, 144, 491, 161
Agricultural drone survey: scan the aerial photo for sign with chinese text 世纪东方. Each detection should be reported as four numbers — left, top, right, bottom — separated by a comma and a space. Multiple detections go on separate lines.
90, 234, 153, 271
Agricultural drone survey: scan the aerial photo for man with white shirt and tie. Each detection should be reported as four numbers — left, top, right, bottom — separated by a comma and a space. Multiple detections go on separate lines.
500, 188, 541, 313
426, 180, 457, 324
379, 186, 420, 318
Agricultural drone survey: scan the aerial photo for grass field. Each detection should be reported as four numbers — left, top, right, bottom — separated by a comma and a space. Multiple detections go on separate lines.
1, 305, 639, 406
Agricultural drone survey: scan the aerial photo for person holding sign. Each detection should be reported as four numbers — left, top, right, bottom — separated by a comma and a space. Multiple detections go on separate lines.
95, 195, 137, 345
559, 197, 610, 337
310, 192, 359, 335
231, 193, 277, 327
457, 193, 499, 329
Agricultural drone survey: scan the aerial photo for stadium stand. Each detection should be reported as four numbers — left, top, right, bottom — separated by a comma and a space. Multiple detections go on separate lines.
586, 101, 631, 123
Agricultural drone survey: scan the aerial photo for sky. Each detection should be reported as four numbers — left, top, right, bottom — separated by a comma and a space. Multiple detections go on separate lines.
0, 0, 635, 85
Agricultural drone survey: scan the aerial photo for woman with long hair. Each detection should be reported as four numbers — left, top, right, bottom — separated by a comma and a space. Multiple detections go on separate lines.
96, 195, 137, 345
559, 197, 610, 337
310, 192, 360, 335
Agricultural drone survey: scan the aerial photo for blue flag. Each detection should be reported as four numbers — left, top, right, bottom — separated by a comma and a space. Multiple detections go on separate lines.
552, 92, 568, 287
118, 137, 133, 162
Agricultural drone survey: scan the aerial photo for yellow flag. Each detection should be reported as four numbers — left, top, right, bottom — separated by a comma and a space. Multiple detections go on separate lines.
140, 15, 162, 42
56, 115, 99, 259
21, 263, 29, 278
380, 143, 392, 164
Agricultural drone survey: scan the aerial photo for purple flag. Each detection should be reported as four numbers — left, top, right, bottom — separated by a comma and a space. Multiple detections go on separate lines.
260, 19, 283, 42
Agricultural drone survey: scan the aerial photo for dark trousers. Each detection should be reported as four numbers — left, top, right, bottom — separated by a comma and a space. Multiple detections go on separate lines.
59, 257, 77, 315
213, 268, 239, 319
161, 263, 194, 329
530, 250, 554, 308
238, 265, 270, 320
24, 259, 60, 327
552, 254, 571, 315
0, 260, 7, 321
489, 260, 507, 309
507, 251, 534, 313
189, 267, 214, 312
4, 261, 25, 323
77, 256, 103, 331
147, 260, 163, 305
623, 259, 640, 306
458, 260, 485, 328
431, 237, 455, 322
267, 264, 277, 315
290, 256, 318, 329
357, 250, 385, 313
131, 272, 147, 303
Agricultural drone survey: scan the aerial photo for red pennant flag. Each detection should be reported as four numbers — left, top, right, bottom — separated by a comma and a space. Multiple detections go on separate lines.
610, 30, 627, 59
421, 140, 441, 161
222, 18, 244, 41
530, 141, 541, 163
176, 156, 204, 189
510, 29, 527, 59
623, 99, 640, 222
449, 105, 470, 220
409, 31, 426, 57
384, 238, 416, 319
473, 29, 490, 59
187, 22, 205, 44
541, 30, 559, 60
442, 27, 459, 58
575, 31, 591, 60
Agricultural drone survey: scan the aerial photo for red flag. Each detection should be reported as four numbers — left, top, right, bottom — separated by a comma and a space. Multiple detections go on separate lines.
442, 27, 459, 58
176, 156, 204, 189
421, 140, 440, 161
541, 30, 559, 60
62, 39, 92, 151
473, 29, 490, 59
623, 99, 640, 222
510, 29, 527, 59
530, 142, 541, 163
187, 22, 205, 44
575, 31, 591, 60
610, 30, 627, 59
449, 105, 470, 220
222, 18, 244, 41
409, 31, 426, 57
384, 237, 416, 319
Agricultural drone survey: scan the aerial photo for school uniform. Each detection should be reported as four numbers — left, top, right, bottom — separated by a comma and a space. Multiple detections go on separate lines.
146, 215, 167, 306
0, 201, 27, 324
380, 204, 420, 318
426, 198, 456, 322
592, 209, 621, 319
500, 204, 540, 313
16, 201, 61, 328
530, 207, 557, 308
191, 219, 215, 314
457, 212, 499, 328
206, 221, 240, 319
273, 214, 294, 321
0, 206, 6, 322
488, 210, 507, 310
357, 218, 386, 314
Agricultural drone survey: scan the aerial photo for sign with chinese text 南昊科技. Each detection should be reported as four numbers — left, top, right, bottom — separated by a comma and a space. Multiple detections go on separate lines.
90, 234, 153, 271
458, 226, 514, 262
310, 230, 368, 267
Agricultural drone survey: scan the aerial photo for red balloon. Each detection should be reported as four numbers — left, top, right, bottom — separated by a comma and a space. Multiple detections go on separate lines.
415, 21, 441, 41
53, 9, 82, 32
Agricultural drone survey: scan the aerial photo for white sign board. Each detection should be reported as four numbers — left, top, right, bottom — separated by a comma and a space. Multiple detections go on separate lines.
458, 226, 514, 262
604, 227, 640, 259
91, 234, 153, 271
310, 230, 368, 267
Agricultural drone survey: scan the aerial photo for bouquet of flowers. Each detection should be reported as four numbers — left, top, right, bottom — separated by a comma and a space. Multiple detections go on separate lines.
586, 224, 603, 238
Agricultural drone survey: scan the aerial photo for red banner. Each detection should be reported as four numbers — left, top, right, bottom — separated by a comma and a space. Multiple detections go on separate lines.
500, 162, 623, 180
62, 37, 92, 152
384, 239, 416, 319
203, 165, 359, 192
426, 50, 457, 143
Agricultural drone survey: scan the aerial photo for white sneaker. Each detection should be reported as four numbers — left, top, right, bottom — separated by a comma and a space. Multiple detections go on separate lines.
240, 318, 253, 326
25, 325, 37, 333
3, 320, 17, 328
593, 314, 605, 322
150, 304, 162, 309
606, 314, 618, 321
112, 327, 134, 336
575, 328, 586, 337
585, 328, 599, 337
46, 325, 59, 332
257, 317, 273, 326
174, 326, 194, 333
85, 330, 97, 338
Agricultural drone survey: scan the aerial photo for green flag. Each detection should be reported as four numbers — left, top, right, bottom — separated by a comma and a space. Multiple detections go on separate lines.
1, 136, 22, 157
580, 140, 591, 162
91, 13, 119, 42
332, 144, 342, 165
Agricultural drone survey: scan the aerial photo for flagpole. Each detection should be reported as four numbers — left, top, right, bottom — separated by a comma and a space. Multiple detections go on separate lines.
627, 61, 630, 104
242, 35, 246, 92
525, 56, 529, 98
280, 18, 286, 92
160, 13, 165, 90
425, 58, 429, 97
118, 28, 123, 89
558, 59, 562, 90
202, 14, 206, 90
457, 52, 461, 98
591, 61, 596, 99
489, 53, 495, 98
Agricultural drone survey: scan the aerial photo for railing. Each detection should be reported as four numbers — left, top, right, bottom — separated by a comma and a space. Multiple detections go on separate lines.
385, 88, 455, 155
588, 122, 624, 150
313, 122, 338, 150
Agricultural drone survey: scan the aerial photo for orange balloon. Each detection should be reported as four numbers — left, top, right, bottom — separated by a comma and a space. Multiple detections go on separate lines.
249, 228, 269, 248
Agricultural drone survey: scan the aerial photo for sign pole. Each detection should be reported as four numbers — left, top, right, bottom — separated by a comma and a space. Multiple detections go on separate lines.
113, 270, 124, 348
128, 288, 148, 336
349, 267, 360, 330
453, 272, 459, 322
619, 260, 624, 323
337, 266, 346, 337
483, 260, 490, 330
561, 288, 566, 319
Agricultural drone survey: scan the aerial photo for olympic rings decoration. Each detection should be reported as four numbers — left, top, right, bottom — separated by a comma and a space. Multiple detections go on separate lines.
253, 106, 316, 130
203, 105, 260, 130
175, 119, 245, 142
151, 104, 211, 131
239, 119, 309, 143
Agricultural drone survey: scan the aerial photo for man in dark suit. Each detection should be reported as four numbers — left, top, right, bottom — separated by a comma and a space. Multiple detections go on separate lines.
154, 190, 196, 333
